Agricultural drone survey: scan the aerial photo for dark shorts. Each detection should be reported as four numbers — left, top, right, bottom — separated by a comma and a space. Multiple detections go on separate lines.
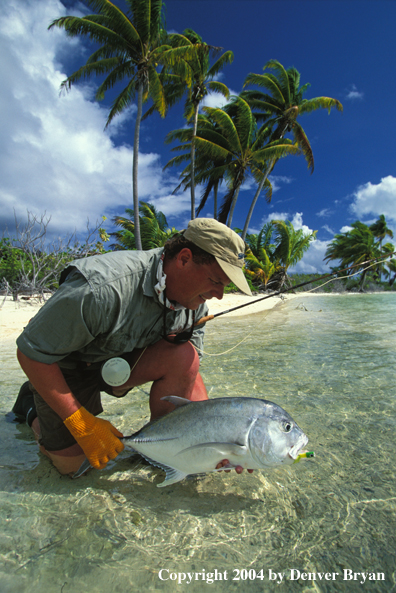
31, 361, 134, 452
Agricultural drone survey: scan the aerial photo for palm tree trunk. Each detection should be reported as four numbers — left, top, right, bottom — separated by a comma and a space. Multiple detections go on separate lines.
241, 122, 290, 241
379, 239, 383, 283
133, 81, 143, 251
227, 184, 241, 228
190, 104, 199, 220
241, 159, 275, 241
213, 183, 218, 220
359, 267, 369, 292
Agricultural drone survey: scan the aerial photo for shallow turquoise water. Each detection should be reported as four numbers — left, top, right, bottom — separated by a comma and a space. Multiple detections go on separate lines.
0, 294, 395, 592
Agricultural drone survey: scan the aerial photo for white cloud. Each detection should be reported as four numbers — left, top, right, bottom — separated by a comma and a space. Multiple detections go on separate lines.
350, 175, 396, 222
290, 212, 314, 235
322, 225, 334, 235
0, 0, 189, 240
261, 211, 289, 224
316, 207, 332, 218
260, 211, 314, 235
340, 225, 353, 233
268, 174, 293, 193
345, 84, 364, 101
200, 88, 238, 110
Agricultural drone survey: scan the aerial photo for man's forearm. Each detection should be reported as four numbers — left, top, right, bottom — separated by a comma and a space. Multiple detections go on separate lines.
16, 349, 81, 420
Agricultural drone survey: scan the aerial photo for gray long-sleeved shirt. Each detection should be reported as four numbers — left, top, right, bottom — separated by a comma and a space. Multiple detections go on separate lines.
17, 248, 208, 369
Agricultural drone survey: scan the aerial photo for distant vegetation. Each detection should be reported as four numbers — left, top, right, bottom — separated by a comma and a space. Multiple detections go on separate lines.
3, 206, 393, 301
323, 216, 395, 292
241, 214, 395, 294
0, 212, 109, 301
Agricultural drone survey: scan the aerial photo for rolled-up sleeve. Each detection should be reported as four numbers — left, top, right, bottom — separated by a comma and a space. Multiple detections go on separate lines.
189, 303, 208, 360
16, 273, 102, 364
190, 324, 206, 360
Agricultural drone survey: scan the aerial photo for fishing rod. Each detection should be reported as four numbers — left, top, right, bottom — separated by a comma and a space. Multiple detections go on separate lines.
195, 250, 396, 327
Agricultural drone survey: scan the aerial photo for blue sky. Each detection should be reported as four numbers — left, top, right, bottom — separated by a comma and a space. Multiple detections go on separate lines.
1, 0, 396, 273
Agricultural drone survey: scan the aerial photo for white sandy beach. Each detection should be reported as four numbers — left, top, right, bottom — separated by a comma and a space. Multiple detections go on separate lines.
0, 292, 296, 342
1, 290, 366, 342
206, 291, 288, 316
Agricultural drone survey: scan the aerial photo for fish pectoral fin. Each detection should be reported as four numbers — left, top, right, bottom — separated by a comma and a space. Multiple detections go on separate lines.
137, 453, 188, 488
160, 395, 192, 407
72, 458, 92, 479
177, 442, 248, 457
157, 467, 188, 488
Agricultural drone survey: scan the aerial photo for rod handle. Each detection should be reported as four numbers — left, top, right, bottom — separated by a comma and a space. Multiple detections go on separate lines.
195, 314, 215, 326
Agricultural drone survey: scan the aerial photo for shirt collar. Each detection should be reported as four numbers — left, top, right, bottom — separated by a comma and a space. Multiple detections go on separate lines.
154, 253, 185, 310
142, 249, 186, 311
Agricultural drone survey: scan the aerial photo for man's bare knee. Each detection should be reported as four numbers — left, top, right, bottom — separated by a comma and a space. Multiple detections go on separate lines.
129, 340, 200, 385
171, 341, 200, 376
40, 447, 88, 476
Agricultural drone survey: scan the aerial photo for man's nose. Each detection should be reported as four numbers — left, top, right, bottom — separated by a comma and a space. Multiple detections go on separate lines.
212, 285, 224, 300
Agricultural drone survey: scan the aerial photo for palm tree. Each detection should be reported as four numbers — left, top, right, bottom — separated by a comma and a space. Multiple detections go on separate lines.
376, 241, 396, 283
270, 219, 317, 289
369, 214, 394, 245
111, 201, 178, 250
165, 112, 238, 220
245, 248, 280, 289
145, 29, 233, 220
369, 215, 394, 282
244, 222, 276, 258
324, 221, 381, 291
386, 257, 396, 286
193, 96, 300, 227
172, 29, 233, 220
240, 60, 343, 240
49, 0, 194, 250
165, 114, 224, 219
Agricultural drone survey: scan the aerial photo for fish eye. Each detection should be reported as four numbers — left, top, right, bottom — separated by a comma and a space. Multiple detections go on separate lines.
281, 421, 293, 433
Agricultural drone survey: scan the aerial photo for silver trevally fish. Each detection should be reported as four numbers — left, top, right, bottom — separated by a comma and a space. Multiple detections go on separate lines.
120, 395, 309, 487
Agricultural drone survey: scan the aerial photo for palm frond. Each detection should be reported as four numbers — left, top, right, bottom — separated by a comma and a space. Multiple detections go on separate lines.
147, 65, 167, 116
244, 72, 285, 105
263, 59, 291, 104
193, 136, 231, 161
292, 122, 314, 173
298, 97, 343, 115
201, 106, 241, 152
105, 78, 136, 126
207, 50, 234, 78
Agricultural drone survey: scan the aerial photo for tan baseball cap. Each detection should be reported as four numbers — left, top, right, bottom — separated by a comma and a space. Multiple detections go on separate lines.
183, 218, 252, 296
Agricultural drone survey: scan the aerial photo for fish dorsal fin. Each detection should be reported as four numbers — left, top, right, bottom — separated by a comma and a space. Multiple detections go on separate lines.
161, 395, 192, 407
177, 442, 248, 457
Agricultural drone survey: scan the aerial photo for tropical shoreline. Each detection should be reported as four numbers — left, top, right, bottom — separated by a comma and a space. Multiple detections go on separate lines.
0, 291, 373, 342
206, 289, 393, 316
0, 292, 291, 341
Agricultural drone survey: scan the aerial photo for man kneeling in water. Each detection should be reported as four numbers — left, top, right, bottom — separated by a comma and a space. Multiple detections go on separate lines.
13, 219, 253, 477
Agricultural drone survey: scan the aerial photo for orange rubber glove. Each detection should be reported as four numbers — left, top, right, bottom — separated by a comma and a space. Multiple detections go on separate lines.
64, 407, 124, 469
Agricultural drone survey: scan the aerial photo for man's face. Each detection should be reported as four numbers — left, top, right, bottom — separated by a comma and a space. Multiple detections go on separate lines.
181, 259, 230, 310
166, 250, 231, 310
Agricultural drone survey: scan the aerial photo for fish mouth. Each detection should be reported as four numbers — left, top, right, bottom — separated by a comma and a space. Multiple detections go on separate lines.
288, 434, 309, 460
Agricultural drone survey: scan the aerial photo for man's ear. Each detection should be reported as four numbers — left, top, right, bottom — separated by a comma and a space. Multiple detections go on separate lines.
175, 248, 194, 269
